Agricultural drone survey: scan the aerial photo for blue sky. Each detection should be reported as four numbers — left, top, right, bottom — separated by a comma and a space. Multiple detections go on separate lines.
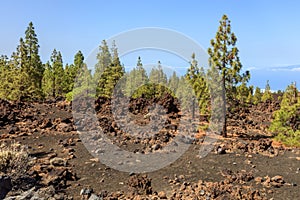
1, 0, 300, 90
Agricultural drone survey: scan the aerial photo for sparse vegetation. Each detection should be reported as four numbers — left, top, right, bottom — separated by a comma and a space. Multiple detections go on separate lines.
270, 83, 300, 146
0, 142, 30, 178
262, 80, 273, 103
0, 1, 300, 198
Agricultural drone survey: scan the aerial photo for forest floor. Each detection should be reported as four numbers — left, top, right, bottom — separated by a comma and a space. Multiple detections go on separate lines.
0, 96, 299, 200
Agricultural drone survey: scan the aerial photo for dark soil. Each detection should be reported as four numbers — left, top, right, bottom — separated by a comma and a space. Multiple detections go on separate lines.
0, 96, 299, 199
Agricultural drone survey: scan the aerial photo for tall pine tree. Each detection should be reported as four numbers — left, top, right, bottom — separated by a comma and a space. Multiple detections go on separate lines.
168, 71, 180, 96
0, 55, 13, 99
65, 51, 85, 93
125, 56, 148, 97
270, 83, 300, 146
10, 38, 31, 100
253, 86, 262, 105
207, 14, 250, 137
261, 80, 273, 103
24, 22, 44, 99
95, 40, 124, 97
42, 49, 65, 98
186, 53, 210, 114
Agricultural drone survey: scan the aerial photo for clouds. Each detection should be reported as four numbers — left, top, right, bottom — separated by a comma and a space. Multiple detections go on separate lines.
269, 65, 300, 72
246, 65, 300, 90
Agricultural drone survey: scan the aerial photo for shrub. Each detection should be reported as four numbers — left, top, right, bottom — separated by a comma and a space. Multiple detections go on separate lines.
270, 83, 300, 147
0, 142, 30, 178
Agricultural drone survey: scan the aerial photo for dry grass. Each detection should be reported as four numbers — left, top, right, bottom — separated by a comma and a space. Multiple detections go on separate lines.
0, 142, 30, 178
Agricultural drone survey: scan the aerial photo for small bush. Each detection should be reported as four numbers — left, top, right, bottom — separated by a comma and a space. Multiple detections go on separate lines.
275, 131, 300, 147
0, 142, 30, 178
270, 83, 300, 147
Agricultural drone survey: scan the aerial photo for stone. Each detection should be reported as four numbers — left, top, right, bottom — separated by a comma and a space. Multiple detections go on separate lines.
152, 144, 161, 151
50, 157, 67, 166
4, 187, 36, 199
271, 175, 284, 183
255, 176, 263, 183
199, 190, 205, 196
270, 175, 285, 187
0, 176, 12, 199
57, 122, 73, 132
40, 119, 52, 129
158, 191, 167, 199
89, 194, 101, 200
216, 146, 226, 154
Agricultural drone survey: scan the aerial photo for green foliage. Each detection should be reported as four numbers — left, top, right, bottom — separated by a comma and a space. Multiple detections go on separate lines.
130, 61, 170, 99
0, 22, 44, 101
185, 53, 210, 114
67, 63, 95, 101
64, 51, 85, 93
0, 55, 14, 99
42, 49, 65, 98
208, 15, 250, 99
175, 76, 195, 111
95, 40, 124, 97
270, 83, 300, 146
23, 22, 44, 99
149, 61, 167, 84
146, 61, 168, 98
253, 86, 262, 104
42, 62, 53, 98
168, 71, 180, 95
261, 80, 273, 103
236, 82, 253, 105
207, 14, 250, 136
125, 57, 148, 97
280, 82, 298, 107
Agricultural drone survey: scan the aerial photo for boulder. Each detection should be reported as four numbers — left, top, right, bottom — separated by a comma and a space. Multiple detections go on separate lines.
0, 176, 12, 199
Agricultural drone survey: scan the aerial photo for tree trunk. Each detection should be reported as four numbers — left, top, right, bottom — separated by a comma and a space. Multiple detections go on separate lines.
222, 75, 227, 137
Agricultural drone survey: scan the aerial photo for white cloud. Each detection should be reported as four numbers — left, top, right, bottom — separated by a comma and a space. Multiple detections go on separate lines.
291, 67, 300, 71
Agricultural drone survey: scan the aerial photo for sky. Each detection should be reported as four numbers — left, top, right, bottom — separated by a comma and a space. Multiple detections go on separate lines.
0, 0, 300, 90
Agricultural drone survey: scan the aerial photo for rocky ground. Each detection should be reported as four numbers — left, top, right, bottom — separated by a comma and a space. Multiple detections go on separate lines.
0, 96, 299, 200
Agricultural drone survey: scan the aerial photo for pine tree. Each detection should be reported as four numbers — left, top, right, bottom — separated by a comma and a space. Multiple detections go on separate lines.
176, 76, 194, 112
10, 38, 31, 100
95, 40, 124, 97
0, 55, 12, 99
95, 40, 112, 97
42, 49, 65, 98
207, 14, 250, 137
236, 82, 252, 105
24, 22, 44, 99
51, 49, 65, 97
279, 82, 298, 107
65, 51, 85, 93
261, 80, 273, 103
253, 86, 262, 104
168, 71, 180, 95
42, 62, 53, 98
0, 22, 44, 100
270, 83, 300, 146
148, 61, 168, 98
149, 61, 167, 84
186, 53, 210, 114
102, 40, 124, 97
125, 57, 148, 97
136, 56, 148, 86
63, 63, 71, 93
246, 85, 254, 104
